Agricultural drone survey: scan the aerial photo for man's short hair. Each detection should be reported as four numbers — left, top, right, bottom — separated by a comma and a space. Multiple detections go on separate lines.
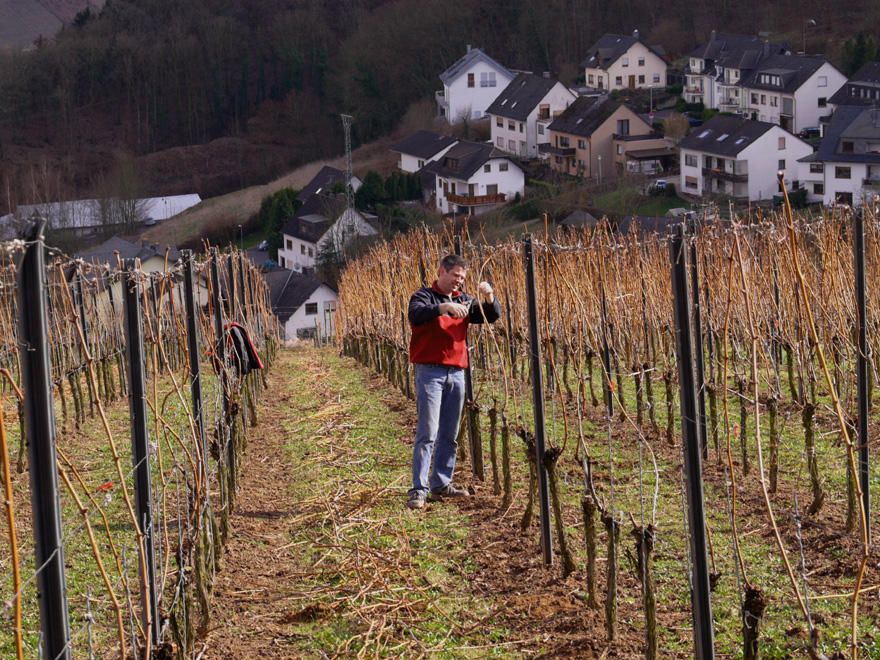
439, 254, 468, 272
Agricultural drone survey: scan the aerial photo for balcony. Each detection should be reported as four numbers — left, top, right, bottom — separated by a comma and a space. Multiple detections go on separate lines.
613, 131, 664, 141
446, 192, 506, 206
539, 143, 575, 156
702, 167, 748, 182
864, 178, 880, 187
719, 97, 740, 109
435, 90, 448, 108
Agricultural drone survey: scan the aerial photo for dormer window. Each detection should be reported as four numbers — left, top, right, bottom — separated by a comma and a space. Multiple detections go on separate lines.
842, 141, 854, 153
447, 158, 460, 170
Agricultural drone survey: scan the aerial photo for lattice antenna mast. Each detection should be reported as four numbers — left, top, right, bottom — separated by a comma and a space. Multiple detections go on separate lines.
341, 115, 355, 212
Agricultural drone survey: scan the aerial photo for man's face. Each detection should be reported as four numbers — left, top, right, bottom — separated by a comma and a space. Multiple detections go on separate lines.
437, 265, 467, 294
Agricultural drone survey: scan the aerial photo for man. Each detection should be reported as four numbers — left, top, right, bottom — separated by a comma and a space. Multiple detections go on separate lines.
406, 254, 501, 510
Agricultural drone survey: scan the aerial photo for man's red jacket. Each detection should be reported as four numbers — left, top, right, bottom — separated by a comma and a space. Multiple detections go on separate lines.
408, 281, 501, 368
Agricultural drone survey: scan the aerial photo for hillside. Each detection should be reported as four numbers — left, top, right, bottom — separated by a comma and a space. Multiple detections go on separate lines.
0, 0, 61, 47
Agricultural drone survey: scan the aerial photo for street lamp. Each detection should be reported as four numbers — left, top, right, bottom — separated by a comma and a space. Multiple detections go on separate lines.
648, 85, 653, 115
598, 155, 602, 184
238, 224, 243, 252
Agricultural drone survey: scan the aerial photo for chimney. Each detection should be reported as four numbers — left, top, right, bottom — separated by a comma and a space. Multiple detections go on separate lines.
543, 71, 550, 78
467, 44, 472, 54
633, 29, 640, 40
710, 30, 717, 41
764, 40, 769, 57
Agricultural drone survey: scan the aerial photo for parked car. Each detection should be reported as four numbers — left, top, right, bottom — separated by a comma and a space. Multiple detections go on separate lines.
144, 216, 156, 226
799, 127, 821, 139
655, 179, 667, 190
258, 241, 269, 251
685, 112, 703, 127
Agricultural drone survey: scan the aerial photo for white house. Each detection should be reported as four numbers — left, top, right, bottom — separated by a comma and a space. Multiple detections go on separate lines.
266, 268, 338, 340
436, 46, 514, 121
316, 208, 379, 258
581, 31, 667, 93
678, 115, 812, 202
421, 141, 524, 216
684, 32, 787, 109
390, 131, 458, 173
738, 55, 846, 133
798, 105, 880, 207
486, 73, 576, 159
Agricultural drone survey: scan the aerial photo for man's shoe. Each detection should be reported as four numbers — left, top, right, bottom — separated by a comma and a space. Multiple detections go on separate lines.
407, 492, 426, 510
428, 483, 470, 501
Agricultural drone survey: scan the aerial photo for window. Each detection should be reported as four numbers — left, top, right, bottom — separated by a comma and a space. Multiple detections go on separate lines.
814, 183, 824, 194
305, 302, 318, 315
287, 239, 293, 250
761, 94, 767, 104
496, 136, 504, 147
484, 164, 491, 173
818, 75, 827, 87
578, 159, 587, 169
300, 244, 305, 254
308, 247, 313, 257
810, 163, 824, 173
770, 96, 778, 107
836, 166, 852, 179
685, 176, 698, 189
588, 74, 594, 84
842, 141, 854, 153
751, 93, 759, 104
616, 76, 623, 85
622, 57, 629, 67
778, 159, 786, 170
487, 72, 497, 87
499, 162, 508, 172
639, 75, 645, 84
519, 123, 524, 133
538, 124, 544, 135
638, 57, 645, 66
617, 144, 623, 155
653, 74, 660, 83
508, 120, 515, 130
496, 117, 503, 127
508, 139, 515, 151
468, 73, 474, 87
837, 192, 854, 205
616, 119, 630, 135
486, 184, 498, 195
685, 155, 698, 167
555, 156, 564, 164
559, 136, 570, 147
539, 104, 550, 119
578, 139, 586, 150
417, 159, 424, 168
324, 300, 335, 313
778, 137, 786, 149
818, 97, 827, 107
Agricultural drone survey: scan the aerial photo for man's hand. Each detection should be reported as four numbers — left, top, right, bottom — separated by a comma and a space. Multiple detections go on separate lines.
439, 302, 469, 318
478, 282, 495, 303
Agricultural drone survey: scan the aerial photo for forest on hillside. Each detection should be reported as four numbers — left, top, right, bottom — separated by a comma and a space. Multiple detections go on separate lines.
0, 0, 872, 214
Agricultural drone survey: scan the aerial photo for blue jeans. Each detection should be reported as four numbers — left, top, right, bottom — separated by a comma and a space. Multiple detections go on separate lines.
409, 364, 466, 496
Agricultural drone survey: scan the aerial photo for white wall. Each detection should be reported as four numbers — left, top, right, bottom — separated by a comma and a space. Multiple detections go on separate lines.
434, 158, 525, 215
446, 64, 514, 121
278, 235, 317, 272
283, 284, 338, 339
490, 83, 575, 159
398, 143, 456, 174
791, 63, 846, 132
586, 42, 666, 92
799, 160, 878, 206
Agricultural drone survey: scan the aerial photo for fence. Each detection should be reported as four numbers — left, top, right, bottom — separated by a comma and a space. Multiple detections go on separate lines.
0, 218, 280, 660
335, 199, 880, 659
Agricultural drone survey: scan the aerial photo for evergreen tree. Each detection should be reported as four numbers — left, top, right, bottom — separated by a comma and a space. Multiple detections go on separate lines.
356, 170, 386, 209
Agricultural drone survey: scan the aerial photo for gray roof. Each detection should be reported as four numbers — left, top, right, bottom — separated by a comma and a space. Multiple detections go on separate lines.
687, 33, 786, 69
296, 166, 348, 202
266, 270, 335, 323
560, 210, 599, 227
580, 34, 666, 70
617, 215, 680, 236
421, 140, 516, 180
829, 62, 880, 106
485, 74, 564, 121
439, 47, 512, 85
547, 96, 631, 138
77, 236, 181, 267
390, 131, 457, 159
678, 115, 782, 157
738, 55, 829, 94
802, 105, 880, 165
